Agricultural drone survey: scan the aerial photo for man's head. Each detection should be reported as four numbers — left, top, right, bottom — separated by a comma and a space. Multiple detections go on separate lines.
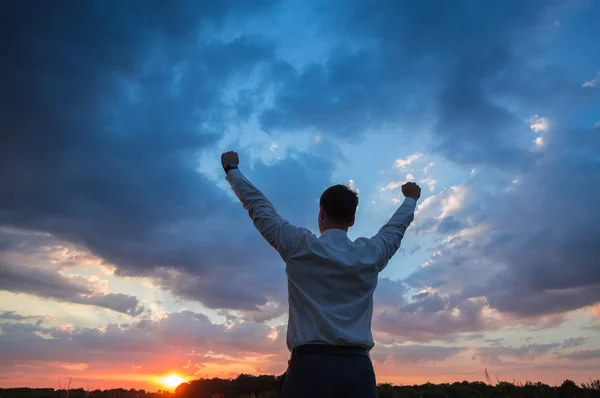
318, 184, 359, 233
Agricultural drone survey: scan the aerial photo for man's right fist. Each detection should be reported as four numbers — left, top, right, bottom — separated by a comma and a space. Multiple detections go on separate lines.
402, 182, 421, 201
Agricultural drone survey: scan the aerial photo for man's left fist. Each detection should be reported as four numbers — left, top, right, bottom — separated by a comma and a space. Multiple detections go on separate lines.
221, 151, 240, 169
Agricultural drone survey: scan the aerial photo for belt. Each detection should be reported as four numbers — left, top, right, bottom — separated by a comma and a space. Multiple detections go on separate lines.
291, 344, 370, 359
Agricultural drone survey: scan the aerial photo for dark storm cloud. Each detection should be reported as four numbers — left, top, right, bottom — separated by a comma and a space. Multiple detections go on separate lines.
261, 0, 566, 165
260, 47, 408, 139
1, 0, 274, 271
0, 0, 341, 314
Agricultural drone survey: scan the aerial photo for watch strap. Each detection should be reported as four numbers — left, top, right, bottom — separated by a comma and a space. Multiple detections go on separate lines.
224, 163, 239, 174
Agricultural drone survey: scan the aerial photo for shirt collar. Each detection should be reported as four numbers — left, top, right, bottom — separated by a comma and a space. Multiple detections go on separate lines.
320, 228, 348, 237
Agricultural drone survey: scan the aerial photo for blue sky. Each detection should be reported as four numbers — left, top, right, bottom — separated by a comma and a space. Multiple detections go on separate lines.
1, 0, 599, 389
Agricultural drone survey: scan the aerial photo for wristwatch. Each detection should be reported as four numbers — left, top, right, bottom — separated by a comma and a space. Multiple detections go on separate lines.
224, 163, 239, 174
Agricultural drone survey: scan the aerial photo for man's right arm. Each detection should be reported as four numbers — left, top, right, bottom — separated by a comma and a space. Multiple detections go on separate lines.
370, 182, 420, 271
370, 198, 416, 271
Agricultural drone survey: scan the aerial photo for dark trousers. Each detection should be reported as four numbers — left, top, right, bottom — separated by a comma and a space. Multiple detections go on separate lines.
278, 345, 377, 398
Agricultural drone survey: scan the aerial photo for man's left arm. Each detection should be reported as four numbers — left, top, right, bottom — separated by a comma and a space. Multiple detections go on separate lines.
223, 152, 303, 261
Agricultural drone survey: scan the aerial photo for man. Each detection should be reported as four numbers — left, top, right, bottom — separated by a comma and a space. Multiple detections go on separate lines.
222, 151, 421, 398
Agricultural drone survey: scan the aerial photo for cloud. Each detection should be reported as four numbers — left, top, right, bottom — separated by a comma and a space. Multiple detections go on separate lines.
528, 115, 550, 149
0, 311, 44, 321
374, 278, 409, 309
0, 0, 260, 293
348, 179, 360, 194
483, 338, 505, 345
0, 310, 285, 371
410, 186, 471, 236
582, 71, 600, 87
373, 279, 490, 342
373, 279, 508, 343
420, 177, 437, 192
528, 115, 550, 133
372, 344, 467, 364
406, 121, 600, 318
395, 153, 425, 169
534, 136, 545, 148
562, 337, 587, 348
435, 216, 465, 235
586, 324, 600, 332
380, 154, 438, 205
558, 348, 600, 361
381, 182, 403, 191
0, 261, 144, 316
0, 1, 348, 318
463, 333, 486, 341
257, 1, 569, 168
472, 343, 560, 364
85, 294, 145, 316
0, 262, 84, 299
259, 47, 413, 139
0, 228, 143, 315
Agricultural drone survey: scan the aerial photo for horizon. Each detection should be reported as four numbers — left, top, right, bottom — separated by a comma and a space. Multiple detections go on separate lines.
0, 373, 596, 394
1, 0, 600, 392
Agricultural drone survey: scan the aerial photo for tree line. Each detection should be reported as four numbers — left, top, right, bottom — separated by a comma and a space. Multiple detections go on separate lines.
1, 375, 599, 398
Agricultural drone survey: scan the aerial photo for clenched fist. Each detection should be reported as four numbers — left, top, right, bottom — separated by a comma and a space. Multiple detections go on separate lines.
221, 151, 239, 169
402, 182, 421, 201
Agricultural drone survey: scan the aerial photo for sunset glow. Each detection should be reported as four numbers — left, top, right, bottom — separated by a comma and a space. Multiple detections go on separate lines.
158, 375, 185, 389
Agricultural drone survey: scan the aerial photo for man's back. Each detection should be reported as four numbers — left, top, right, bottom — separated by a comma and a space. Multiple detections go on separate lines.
285, 229, 381, 350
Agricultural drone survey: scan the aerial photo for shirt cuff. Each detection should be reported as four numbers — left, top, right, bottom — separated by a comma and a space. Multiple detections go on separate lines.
225, 168, 243, 183
403, 197, 417, 209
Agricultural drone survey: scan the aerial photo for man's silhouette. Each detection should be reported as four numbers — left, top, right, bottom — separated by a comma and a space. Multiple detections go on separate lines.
222, 151, 421, 398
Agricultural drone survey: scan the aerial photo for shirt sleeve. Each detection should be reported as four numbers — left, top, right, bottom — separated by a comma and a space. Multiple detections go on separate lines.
369, 197, 416, 271
226, 168, 303, 262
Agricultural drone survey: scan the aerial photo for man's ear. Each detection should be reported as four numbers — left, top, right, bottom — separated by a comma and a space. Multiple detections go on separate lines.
348, 215, 355, 228
319, 206, 325, 221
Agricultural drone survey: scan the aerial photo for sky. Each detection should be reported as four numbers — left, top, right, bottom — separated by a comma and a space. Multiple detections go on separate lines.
1, 0, 600, 391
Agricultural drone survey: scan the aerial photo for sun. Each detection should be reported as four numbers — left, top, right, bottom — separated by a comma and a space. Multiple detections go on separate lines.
158, 374, 186, 389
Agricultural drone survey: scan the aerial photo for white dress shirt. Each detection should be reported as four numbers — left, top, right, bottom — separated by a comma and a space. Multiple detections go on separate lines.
226, 168, 416, 351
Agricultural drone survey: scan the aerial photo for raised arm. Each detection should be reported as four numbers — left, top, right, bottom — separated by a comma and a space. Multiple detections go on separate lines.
222, 151, 304, 261
370, 182, 421, 271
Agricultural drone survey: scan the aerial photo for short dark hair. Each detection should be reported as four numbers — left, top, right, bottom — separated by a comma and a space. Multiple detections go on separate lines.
320, 184, 359, 224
